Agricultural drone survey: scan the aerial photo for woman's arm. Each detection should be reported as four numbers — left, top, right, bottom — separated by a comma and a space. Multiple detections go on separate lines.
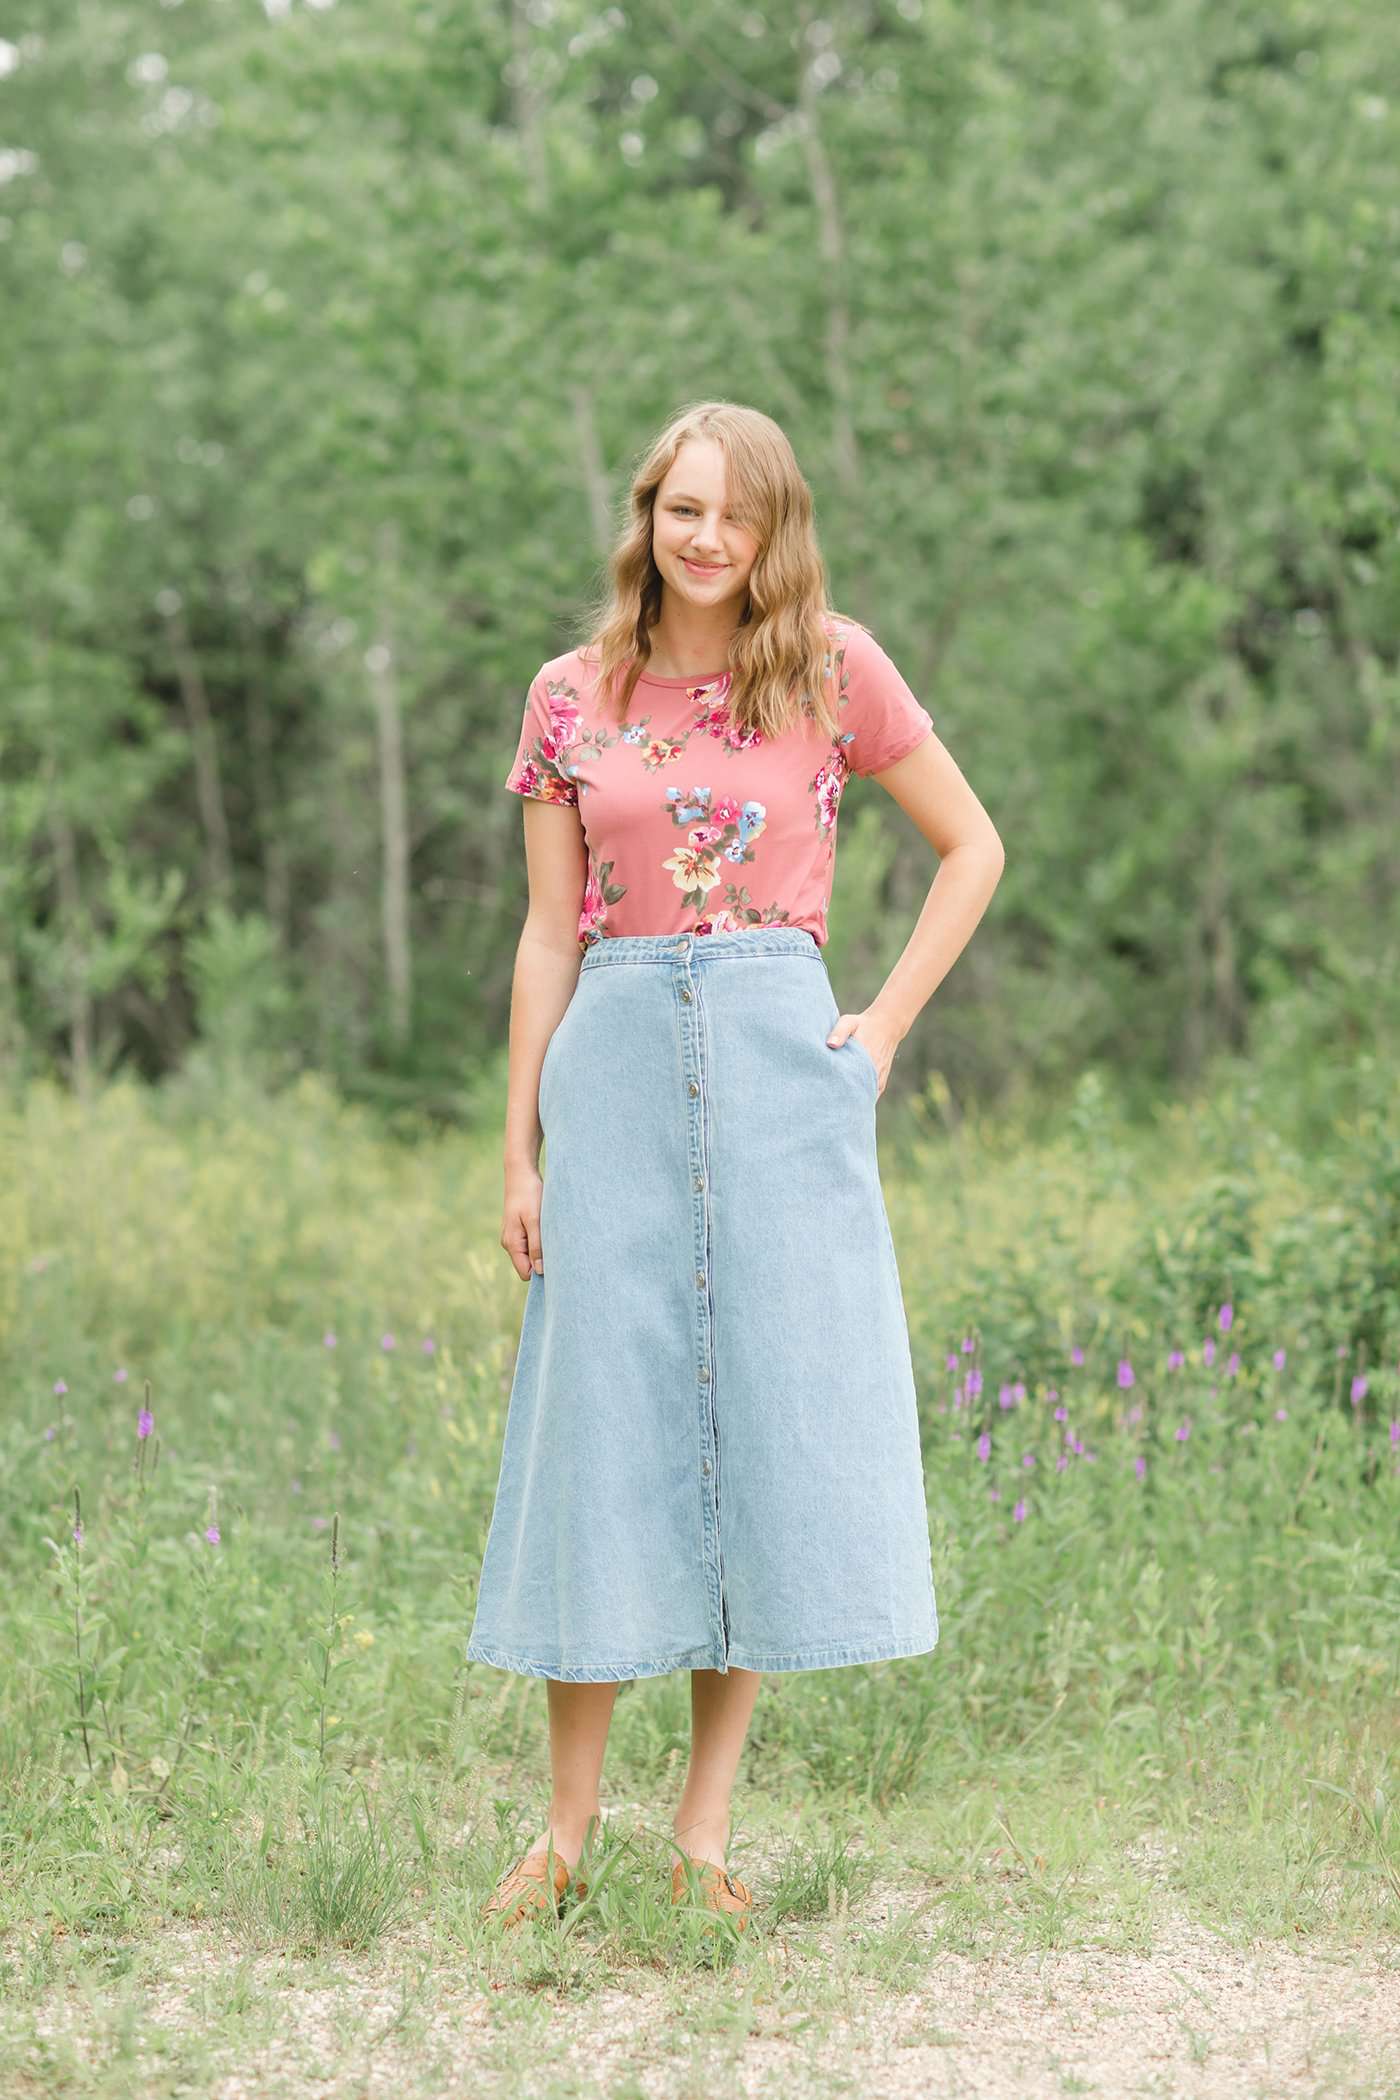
501, 799, 588, 1279
826, 730, 1005, 1093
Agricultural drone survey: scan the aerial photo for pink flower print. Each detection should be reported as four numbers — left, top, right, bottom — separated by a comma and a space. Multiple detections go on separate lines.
687, 822, 727, 850
542, 691, 582, 757
812, 760, 845, 838
695, 908, 740, 934
697, 696, 762, 752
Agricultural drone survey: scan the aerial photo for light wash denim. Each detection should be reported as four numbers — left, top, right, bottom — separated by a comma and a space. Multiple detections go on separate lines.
465, 927, 939, 1681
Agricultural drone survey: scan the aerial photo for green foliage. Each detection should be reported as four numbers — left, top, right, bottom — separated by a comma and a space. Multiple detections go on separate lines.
0, 0, 1395, 1107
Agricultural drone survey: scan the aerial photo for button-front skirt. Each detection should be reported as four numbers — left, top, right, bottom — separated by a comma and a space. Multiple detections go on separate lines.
465, 927, 940, 1681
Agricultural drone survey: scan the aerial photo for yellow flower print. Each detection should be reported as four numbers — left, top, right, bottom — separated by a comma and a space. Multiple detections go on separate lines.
664, 844, 723, 893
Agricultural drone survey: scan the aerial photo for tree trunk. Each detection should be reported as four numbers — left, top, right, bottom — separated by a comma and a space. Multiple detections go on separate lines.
164, 603, 233, 897
370, 523, 412, 1051
42, 755, 93, 1101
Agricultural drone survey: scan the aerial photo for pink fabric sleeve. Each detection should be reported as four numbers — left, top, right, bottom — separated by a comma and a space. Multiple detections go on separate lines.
503, 670, 580, 805
839, 624, 934, 777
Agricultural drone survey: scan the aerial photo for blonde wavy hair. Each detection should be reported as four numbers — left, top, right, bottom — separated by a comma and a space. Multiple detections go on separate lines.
576, 400, 854, 743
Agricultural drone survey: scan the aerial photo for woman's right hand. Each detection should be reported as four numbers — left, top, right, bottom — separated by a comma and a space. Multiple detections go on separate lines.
502, 1160, 545, 1280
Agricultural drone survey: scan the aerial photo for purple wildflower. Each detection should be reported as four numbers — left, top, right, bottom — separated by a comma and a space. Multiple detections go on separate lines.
421, 1336, 436, 1355
1054, 1404, 1068, 1422
998, 1384, 1015, 1410
945, 1351, 958, 1372
1012, 1497, 1027, 1522
53, 1379, 67, 1396
1219, 1302, 1233, 1332
1021, 1451, 1036, 1468
1175, 1419, 1192, 1442
1126, 1403, 1143, 1424
1117, 1358, 1135, 1389
205, 1523, 220, 1546
1070, 1345, 1085, 1367
381, 1332, 396, 1352
1390, 1420, 1400, 1449
1350, 1374, 1368, 1406
1054, 1453, 1070, 1472
43, 1426, 56, 1441
965, 1367, 983, 1399
323, 1330, 337, 1349
1133, 1455, 1147, 1480
72, 1518, 83, 1544
1226, 1353, 1240, 1378
988, 1484, 1001, 1502
1013, 1381, 1026, 1401
114, 1367, 128, 1384
1272, 1348, 1286, 1371
1202, 1339, 1216, 1367
1168, 1349, 1184, 1370
137, 1407, 154, 1439
1275, 1407, 1287, 1421
961, 1335, 975, 1354
975, 1431, 991, 1463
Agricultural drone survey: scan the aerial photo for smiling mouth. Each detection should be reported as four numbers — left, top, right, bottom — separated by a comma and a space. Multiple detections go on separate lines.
683, 559, 726, 573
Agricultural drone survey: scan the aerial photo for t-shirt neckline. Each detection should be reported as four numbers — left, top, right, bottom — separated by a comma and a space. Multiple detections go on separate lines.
632, 663, 730, 689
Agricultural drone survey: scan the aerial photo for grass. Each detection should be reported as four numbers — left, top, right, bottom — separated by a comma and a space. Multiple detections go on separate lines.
0, 1049, 1397, 2095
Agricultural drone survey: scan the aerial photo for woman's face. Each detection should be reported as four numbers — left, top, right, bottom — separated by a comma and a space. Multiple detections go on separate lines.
651, 438, 761, 616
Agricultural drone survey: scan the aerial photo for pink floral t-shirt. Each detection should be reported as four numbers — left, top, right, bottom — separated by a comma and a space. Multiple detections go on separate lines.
502, 615, 933, 950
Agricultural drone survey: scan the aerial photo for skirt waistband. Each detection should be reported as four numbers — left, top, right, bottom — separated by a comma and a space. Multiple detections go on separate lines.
579, 928, 821, 971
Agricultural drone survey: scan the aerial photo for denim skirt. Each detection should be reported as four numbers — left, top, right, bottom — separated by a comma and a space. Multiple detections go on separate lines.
465, 926, 940, 1681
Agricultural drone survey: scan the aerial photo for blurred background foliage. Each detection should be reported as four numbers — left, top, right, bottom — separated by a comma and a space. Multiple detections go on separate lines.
1, 0, 1396, 1124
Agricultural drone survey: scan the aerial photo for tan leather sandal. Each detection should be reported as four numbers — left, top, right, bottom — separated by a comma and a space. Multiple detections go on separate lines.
481, 1850, 589, 1928
670, 1853, 753, 1930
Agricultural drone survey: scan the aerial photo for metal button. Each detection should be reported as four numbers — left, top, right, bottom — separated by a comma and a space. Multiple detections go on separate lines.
702, 1459, 712, 1476
687, 1081, 700, 1097
680, 987, 692, 1002
693, 1175, 704, 1192
695, 1270, 706, 1290
698, 1364, 711, 1381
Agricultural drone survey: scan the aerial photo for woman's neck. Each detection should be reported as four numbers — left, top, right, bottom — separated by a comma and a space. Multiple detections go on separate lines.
644, 602, 745, 678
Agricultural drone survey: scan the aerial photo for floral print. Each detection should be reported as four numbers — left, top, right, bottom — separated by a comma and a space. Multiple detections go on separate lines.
503, 619, 933, 952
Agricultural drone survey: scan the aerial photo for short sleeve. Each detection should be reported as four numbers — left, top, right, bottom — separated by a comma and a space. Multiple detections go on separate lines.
836, 624, 934, 778
502, 670, 580, 806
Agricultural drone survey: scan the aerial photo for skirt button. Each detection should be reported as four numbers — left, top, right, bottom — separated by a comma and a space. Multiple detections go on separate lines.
687, 1081, 700, 1097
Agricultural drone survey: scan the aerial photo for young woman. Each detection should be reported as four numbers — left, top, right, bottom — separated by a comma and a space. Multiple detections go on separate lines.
469, 400, 1005, 1930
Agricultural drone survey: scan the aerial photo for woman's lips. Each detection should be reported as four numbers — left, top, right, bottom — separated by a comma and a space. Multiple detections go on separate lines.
683, 558, 726, 575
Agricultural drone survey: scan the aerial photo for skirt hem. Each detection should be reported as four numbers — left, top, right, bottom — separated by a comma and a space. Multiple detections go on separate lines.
463, 1626, 939, 1682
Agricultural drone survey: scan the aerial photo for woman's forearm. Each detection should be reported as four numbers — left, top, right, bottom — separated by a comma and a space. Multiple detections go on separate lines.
503, 922, 583, 1170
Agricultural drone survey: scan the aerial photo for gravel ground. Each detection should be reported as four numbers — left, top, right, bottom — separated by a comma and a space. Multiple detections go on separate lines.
11, 1824, 1400, 2099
